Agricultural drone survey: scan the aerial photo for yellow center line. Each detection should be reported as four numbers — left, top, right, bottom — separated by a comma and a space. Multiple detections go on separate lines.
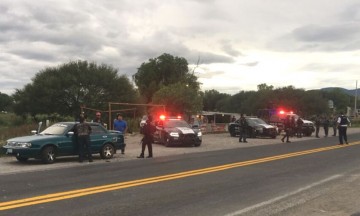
1, 141, 360, 211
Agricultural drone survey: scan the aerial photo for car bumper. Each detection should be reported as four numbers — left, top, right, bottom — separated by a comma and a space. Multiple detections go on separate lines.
2, 146, 40, 158
167, 136, 202, 146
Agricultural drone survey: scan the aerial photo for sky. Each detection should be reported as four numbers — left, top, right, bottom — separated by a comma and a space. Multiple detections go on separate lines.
1, 0, 360, 96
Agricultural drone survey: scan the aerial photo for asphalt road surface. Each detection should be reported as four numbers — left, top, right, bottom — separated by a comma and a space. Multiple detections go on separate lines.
1, 129, 360, 216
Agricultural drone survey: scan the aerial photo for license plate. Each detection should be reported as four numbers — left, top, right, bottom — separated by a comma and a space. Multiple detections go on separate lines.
6, 149, 13, 154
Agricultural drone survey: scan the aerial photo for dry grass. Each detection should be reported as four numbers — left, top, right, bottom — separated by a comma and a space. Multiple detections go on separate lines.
0, 124, 38, 146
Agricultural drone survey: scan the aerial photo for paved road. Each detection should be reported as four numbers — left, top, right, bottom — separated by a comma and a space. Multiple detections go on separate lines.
0, 128, 357, 175
1, 128, 359, 216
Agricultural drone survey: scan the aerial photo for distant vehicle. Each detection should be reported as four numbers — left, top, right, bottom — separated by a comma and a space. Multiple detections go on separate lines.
257, 108, 315, 136
228, 117, 278, 138
2, 122, 125, 164
153, 115, 202, 147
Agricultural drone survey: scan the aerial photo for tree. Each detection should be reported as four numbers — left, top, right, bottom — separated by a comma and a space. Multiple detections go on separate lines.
202, 89, 231, 111
0, 92, 13, 111
152, 83, 203, 117
12, 60, 138, 118
133, 53, 200, 103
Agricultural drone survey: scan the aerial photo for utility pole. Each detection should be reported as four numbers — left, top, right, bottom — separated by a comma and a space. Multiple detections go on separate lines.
355, 80, 358, 118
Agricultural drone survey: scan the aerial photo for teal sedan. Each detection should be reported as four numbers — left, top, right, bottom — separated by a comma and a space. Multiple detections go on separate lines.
2, 122, 125, 164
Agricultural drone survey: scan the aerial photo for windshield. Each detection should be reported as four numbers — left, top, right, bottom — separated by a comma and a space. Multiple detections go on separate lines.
247, 118, 267, 125
164, 120, 190, 128
40, 124, 71, 135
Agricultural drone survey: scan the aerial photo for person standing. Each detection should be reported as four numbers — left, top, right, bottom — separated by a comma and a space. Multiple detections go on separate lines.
92, 112, 105, 127
323, 116, 330, 137
238, 114, 248, 143
332, 116, 337, 136
281, 115, 291, 143
337, 113, 351, 145
137, 115, 156, 158
114, 113, 127, 154
290, 116, 296, 137
75, 114, 93, 163
296, 117, 303, 138
314, 115, 321, 138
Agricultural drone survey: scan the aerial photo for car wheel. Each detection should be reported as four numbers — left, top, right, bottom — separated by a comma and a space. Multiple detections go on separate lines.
304, 132, 312, 136
41, 146, 56, 164
194, 142, 201, 147
165, 137, 171, 147
230, 132, 236, 137
16, 155, 29, 162
100, 143, 115, 159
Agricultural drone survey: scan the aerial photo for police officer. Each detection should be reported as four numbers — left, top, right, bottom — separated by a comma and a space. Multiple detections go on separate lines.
296, 117, 303, 138
314, 115, 321, 138
332, 116, 337, 136
337, 112, 351, 145
238, 114, 248, 143
323, 116, 330, 137
137, 115, 156, 158
281, 115, 291, 143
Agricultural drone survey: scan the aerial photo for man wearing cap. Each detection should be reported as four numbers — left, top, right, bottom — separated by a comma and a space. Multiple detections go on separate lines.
137, 115, 156, 158
337, 112, 351, 145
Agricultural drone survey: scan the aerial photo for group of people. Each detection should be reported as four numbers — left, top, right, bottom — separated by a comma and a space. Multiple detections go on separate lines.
236, 112, 352, 145
282, 113, 351, 144
314, 115, 337, 138
75, 111, 155, 163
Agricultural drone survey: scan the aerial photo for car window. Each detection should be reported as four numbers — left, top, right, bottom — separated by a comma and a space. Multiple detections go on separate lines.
91, 125, 106, 135
40, 124, 71, 135
252, 118, 267, 124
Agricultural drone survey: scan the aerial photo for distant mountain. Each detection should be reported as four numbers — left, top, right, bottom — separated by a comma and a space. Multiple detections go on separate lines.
320, 87, 358, 97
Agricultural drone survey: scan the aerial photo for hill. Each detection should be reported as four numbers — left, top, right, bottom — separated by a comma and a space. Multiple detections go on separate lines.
320, 87, 358, 97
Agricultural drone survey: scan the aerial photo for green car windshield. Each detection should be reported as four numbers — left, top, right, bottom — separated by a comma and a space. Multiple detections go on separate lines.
40, 124, 72, 135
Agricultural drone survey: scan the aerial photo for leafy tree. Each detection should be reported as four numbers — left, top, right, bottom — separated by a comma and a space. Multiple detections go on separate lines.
133, 53, 200, 103
152, 83, 203, 117
321, 88, 351, 114
12, 60, 138, 118
203, 89, 231, 111
0, 92, 13, 111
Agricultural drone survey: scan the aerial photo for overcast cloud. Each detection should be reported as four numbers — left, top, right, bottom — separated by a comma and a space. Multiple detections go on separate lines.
1, 0, 359, 95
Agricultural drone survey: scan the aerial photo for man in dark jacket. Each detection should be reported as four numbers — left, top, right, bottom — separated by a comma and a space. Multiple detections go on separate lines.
238, 114, 248, 143
281, 115, 291, 143
137, 115, 156, 158
75, 114, 93, 162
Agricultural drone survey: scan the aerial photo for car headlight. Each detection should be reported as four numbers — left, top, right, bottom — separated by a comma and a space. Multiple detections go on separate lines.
197, 131, 202, 137
169, 132, 179, 137
8, 142, 32, 148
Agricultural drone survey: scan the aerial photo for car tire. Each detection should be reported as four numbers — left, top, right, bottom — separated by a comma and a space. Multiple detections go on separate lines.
41, 146, 56, 164
165, 137, 171, 147
230, 132, 236, 137
194, 142, 201, 147
16, 155, 29, 162
100, 143, 115, 159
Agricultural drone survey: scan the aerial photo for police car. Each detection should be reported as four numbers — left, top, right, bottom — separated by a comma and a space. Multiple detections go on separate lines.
153, 115, 202, 147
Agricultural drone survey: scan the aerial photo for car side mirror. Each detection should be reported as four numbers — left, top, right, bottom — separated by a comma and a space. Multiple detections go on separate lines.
192, 125, 199, 129
31, 130, 37, 135
67, 131, 74, 136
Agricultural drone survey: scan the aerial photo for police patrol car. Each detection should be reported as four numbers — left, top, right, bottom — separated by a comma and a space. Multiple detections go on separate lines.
153, 115, 202, 147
